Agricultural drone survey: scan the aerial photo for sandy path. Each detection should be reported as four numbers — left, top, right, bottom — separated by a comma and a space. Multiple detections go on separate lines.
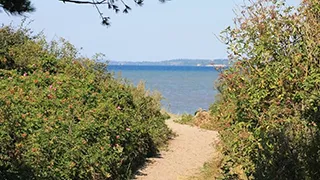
135, 118, 219, 180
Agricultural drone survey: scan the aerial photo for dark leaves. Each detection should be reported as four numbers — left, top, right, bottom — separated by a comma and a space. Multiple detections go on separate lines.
0, 0, 35, 15
112, 5, 119, 13
97, 0, 169, 26
101, 17, 111, 26
123, 5, 131, 13
135, 0, 144, 6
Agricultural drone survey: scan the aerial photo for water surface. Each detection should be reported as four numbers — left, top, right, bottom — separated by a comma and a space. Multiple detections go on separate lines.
108, 65, 220, 114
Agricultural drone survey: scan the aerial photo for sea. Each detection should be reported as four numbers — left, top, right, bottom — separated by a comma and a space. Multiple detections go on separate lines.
107, 65, 221, 114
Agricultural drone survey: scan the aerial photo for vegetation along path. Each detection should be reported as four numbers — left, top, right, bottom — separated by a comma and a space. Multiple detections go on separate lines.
135, 117, 219, 180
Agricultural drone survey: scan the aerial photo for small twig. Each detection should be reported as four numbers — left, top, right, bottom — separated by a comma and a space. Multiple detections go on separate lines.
92, 0, 104, 17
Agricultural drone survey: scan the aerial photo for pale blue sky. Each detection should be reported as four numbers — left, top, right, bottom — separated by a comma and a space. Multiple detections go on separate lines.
1, 0, 300, 61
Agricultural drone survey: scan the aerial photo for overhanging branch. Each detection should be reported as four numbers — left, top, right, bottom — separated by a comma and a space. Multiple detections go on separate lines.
59, 0, 107, 5
57, 0, 167, 26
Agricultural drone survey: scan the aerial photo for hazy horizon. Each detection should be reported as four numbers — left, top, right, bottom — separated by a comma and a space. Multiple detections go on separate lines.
108, 58, 227, 62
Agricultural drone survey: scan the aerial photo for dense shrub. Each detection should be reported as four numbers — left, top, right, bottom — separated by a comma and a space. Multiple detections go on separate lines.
0, 25, 172, 179
209, 0, 320, 179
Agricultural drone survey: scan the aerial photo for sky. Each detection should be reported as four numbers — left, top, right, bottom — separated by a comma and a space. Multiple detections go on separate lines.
1, 0, 300, 62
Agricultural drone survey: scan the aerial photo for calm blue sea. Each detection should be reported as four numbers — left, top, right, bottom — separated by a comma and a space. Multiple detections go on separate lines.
107, 65, 220, 114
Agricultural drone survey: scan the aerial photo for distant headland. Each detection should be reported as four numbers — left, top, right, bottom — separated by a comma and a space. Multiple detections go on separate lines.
108, 59, 229, 67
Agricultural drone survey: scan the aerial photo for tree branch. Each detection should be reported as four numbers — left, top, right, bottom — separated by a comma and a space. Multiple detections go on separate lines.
59, 0, 107, 5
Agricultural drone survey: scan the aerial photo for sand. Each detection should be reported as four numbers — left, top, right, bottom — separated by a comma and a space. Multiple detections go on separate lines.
135, 118, 219, 180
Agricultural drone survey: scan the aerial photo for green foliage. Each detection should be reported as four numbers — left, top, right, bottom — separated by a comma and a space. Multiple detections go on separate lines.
209, 0, 320, 179
0, 25, 172, 179
174, 114, 194, 125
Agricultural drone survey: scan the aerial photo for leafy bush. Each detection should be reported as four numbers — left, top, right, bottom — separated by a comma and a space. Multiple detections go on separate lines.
208, 0, 320, 179
174, 110, 213, 128
0, 25, 172, 179
174, 114, 193, 125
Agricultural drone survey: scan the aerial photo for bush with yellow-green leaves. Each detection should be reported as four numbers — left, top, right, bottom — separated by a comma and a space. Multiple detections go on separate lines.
0, 25, 172, 179
209, 0, 320, 179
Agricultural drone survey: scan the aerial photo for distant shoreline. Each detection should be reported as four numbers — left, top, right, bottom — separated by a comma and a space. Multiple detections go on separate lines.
108, 59, 229, 67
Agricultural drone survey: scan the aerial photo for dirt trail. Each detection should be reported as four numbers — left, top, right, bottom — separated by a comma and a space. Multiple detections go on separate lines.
135, 118, 219, 180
